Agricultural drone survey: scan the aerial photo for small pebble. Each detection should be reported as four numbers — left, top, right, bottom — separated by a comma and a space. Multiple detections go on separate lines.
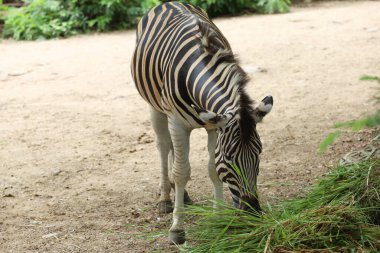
51, 168, 62, 176
42, 232, 59, 239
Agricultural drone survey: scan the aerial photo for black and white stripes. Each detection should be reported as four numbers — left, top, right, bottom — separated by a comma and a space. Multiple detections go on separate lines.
131, 1, 273, 243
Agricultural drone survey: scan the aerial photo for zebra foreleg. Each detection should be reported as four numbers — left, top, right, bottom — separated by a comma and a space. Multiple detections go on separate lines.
150, 107, 173, 214
168, 118, 191, 244
169, 150, 193, 205
207, 130, 223, 208
169, 183, 193, 204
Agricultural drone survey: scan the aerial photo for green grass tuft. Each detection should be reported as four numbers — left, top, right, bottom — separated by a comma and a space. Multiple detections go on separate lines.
183, 160, 380, 252
319, 131, 341, 153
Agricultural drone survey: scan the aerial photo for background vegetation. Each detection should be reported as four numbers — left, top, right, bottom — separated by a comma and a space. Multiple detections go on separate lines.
0, 0, 291, 40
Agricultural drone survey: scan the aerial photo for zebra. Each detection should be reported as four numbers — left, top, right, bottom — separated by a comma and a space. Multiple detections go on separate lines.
130, 1, 273, 244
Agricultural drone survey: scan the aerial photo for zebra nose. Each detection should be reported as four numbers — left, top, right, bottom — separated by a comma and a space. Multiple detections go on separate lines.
262, 95, 273, 105
239, 196, 261, 214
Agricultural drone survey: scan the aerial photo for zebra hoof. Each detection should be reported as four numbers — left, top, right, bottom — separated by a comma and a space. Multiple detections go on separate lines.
184, 190, 193, 205
169, 230, 186, 245
158, 200, 173, 214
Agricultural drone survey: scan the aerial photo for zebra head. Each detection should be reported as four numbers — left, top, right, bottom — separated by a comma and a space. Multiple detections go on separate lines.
196, 95, 273, 213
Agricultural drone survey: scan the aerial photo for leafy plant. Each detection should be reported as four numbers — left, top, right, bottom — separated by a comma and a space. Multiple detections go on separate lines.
2, 0, 292, 40
65, 0, 148, 31
141, 0, 161, 12
178, 0, 256, 17
257, 0, 291, 14
3, 0, 83, 40
0, 5, 9, 20
175, 0, 291, 16
2, 0, 159, 40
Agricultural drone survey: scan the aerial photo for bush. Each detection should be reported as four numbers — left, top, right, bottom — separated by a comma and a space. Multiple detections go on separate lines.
257, 0, 291, 14
2, 0, 291, 40
65, 0, 159, 31
175, 0, 291, 17
3, 0, 82, 40
3, 0, 159, 40
0, 2, 10, 24
175, 0, 256, 17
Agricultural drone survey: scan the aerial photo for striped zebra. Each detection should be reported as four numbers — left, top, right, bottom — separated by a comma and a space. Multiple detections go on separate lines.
131, 1, 273, 244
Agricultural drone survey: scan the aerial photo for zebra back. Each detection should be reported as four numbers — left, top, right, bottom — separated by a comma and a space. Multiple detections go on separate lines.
131, 2, 248, 128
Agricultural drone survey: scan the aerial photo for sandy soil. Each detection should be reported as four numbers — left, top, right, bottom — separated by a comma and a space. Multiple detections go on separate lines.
0, 1, 379, 252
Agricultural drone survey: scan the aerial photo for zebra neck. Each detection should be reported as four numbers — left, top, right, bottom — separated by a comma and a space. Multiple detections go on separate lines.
215, 120, 241, 158
193, 62, 243, 115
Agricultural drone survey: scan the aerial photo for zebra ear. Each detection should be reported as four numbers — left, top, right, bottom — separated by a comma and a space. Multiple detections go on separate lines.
191, 104, 230, 127
252, 95, 273, 123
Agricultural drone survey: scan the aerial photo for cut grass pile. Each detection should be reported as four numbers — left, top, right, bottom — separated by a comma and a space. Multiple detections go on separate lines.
183, 159, 380, 252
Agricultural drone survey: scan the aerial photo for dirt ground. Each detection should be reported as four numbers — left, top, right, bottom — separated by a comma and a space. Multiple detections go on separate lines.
0, 1, 379, 252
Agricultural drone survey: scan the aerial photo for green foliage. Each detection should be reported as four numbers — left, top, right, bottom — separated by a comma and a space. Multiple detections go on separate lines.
3, 0, 82, 40
65, 0, 150, 31
0, 3, 10, 22
2, 0, 291, 40
176, 0, 256, 17
0, 0, 7, 9
334, 111, 380, 131
184, 160, 380, 252
360, 75, 380, 82
257, 0, 291, 14
176, 0, 291, 17
361, 74, 380, 103
319, 130, 340, 153
141, 0, 161, 12
284, 160, 380, 224
3, 0, 157, 40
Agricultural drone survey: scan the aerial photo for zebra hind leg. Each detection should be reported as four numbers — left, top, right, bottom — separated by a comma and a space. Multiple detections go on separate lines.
150, 107, 173, 214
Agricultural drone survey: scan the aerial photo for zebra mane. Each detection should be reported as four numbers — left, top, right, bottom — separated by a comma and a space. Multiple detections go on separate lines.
234, 65, 257, 143
198, 20, 235, 63
198, 20, 256, 142
238, 80, 257, 143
